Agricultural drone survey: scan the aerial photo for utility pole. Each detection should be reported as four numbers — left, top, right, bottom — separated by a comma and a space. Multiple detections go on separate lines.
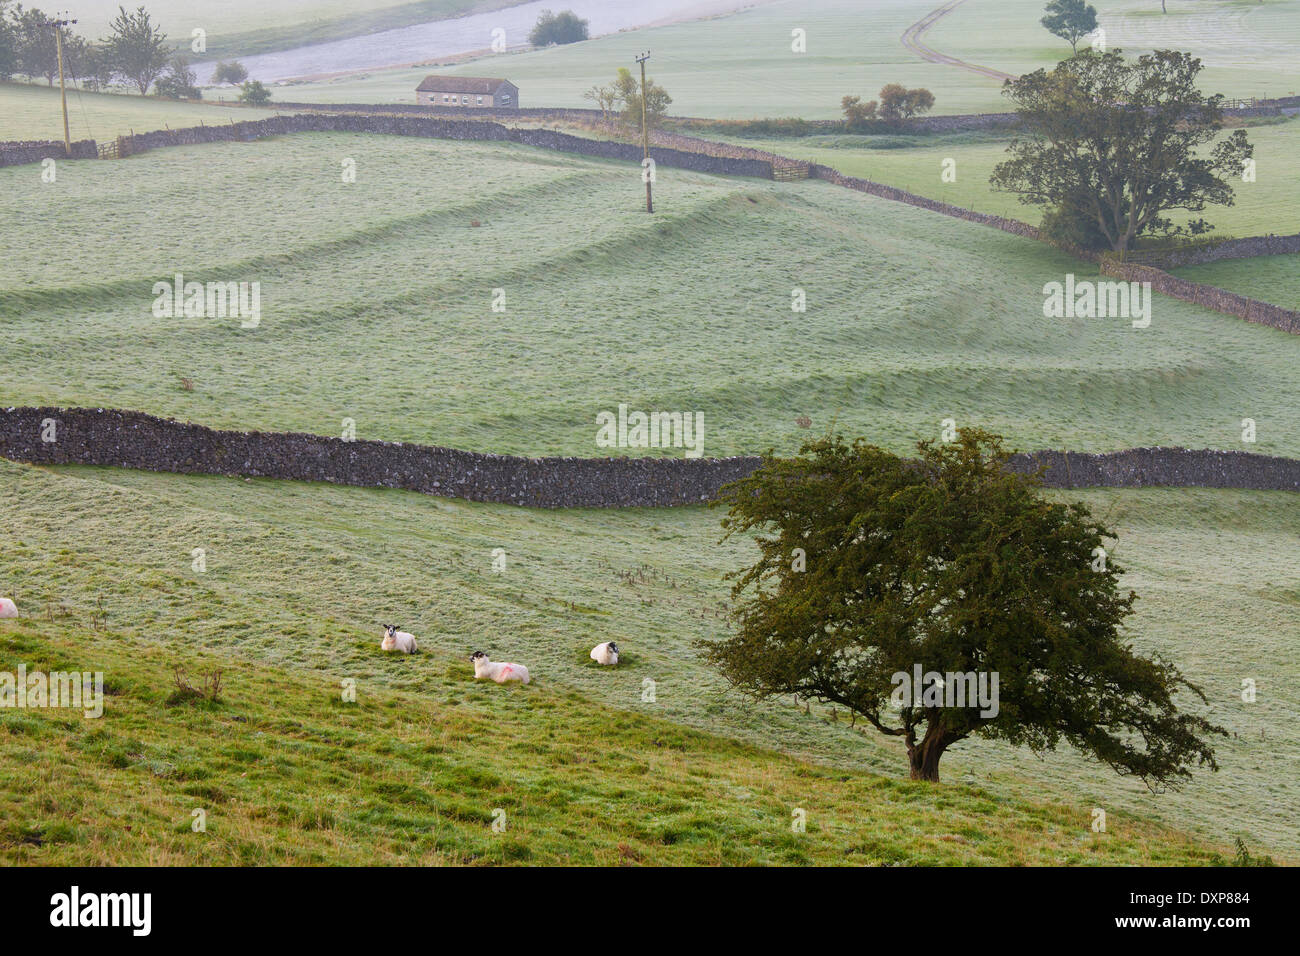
635, 50, 652, 213
50, 15, 78, 157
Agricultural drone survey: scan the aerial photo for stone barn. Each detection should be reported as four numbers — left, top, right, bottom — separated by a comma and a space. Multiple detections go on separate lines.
416, 76, 519, 109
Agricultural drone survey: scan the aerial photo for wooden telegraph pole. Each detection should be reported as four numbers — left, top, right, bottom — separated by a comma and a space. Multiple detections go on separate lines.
50, 14, 78, 156
635, 50, 652, 213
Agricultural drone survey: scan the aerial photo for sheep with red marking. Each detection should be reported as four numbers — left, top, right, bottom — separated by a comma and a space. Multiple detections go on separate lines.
469, 651, 529, 684
0, 598, 17, 619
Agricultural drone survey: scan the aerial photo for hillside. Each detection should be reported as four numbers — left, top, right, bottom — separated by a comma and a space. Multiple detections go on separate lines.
3, 132, 1299, 460
1, 617, 1234, 865
1, 458, 1295, 858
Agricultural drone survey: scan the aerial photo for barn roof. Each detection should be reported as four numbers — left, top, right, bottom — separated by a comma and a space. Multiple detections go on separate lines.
416, 76, 514, 94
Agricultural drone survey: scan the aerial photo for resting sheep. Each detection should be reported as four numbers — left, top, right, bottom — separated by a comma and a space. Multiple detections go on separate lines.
0, 598, 16, 619
590, 641, 619, 666
470, 650, 529, 684
381, 624, 418, 654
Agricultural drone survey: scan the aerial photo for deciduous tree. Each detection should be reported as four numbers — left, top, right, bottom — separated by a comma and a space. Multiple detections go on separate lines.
104, 4, 168, 94
705, 430, 1224, 785
991, 49, 1252, 253
1040, 0, 1098, 54
529, 8, 588, 46
877, 83, 935, 124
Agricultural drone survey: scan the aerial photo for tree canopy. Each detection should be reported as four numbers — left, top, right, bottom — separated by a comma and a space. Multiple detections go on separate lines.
212, 60, 248, 85
529, 8, 588, 46
613, 66, 672, 133
705, 429, 1224, 784
991, 49, 1252, 252
105, 4, 168, 94
1040, 0, 1098, 54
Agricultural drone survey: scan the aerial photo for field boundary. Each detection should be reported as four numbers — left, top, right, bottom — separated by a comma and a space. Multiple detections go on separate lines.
1099, 259, 1300, 334
1118, 233, 1300, 270
4, 407, 1300, 507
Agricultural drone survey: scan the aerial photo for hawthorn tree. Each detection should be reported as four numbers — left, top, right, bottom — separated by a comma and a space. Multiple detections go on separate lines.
991, 49, 1252, 253
1040, 0, 1098, 54
705, 429, 1224, 785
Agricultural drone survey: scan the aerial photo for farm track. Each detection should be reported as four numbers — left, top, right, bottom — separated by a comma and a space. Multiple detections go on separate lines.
901, 0, 1016, 82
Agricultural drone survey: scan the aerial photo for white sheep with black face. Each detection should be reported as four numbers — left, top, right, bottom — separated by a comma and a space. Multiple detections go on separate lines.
381, 624, 418, 654
0, 598, 17, 619
470, 651, 529, 684
590, 641, 619, 666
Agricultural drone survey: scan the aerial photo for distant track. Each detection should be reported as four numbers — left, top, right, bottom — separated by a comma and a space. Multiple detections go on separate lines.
901, 0, 1016, 83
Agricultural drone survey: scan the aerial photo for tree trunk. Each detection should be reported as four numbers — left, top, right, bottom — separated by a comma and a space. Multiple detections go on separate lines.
906, 726, 952, 782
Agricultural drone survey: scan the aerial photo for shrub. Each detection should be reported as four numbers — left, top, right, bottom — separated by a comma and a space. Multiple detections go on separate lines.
212, 60, 248, 85
878, 83, 935, 124
238, 79, 271, 106
154, 56, 201, 99
529, 9, 589, 46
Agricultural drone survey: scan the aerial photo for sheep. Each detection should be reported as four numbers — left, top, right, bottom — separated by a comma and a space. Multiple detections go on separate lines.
0, 598, 16, 619
469, 650, 529, 684
381, 624, 418, 654
590, 641, 619, 666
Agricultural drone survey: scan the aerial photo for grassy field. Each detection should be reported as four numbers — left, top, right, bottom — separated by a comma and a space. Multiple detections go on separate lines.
50, 0, 527, 61
272, 0, 1039, 114
0, 618, 1234, 865
4, 131, 1300, 461
1094, 0, 1300, 102
0, 82, 274, 144
1175, 254, 1300, 311
715, 116, 1300, 239
273, 0, 1300, 116
0, 458, 1295, 860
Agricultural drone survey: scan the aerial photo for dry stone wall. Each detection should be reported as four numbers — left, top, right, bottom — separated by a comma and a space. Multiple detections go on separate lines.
1100, 260, 1300, 334
0, 139, 97, 166
4, 407, 1299, 507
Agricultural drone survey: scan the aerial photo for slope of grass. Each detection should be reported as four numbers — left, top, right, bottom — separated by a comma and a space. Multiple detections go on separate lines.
717, 116, 1300, 239
0, 82, 273, 144
50, 0, 526, 61
0, 459, 1295, 858
0, 620, 1232, 865
1174, 254, 1300, 311
3, 131, 1300, 460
